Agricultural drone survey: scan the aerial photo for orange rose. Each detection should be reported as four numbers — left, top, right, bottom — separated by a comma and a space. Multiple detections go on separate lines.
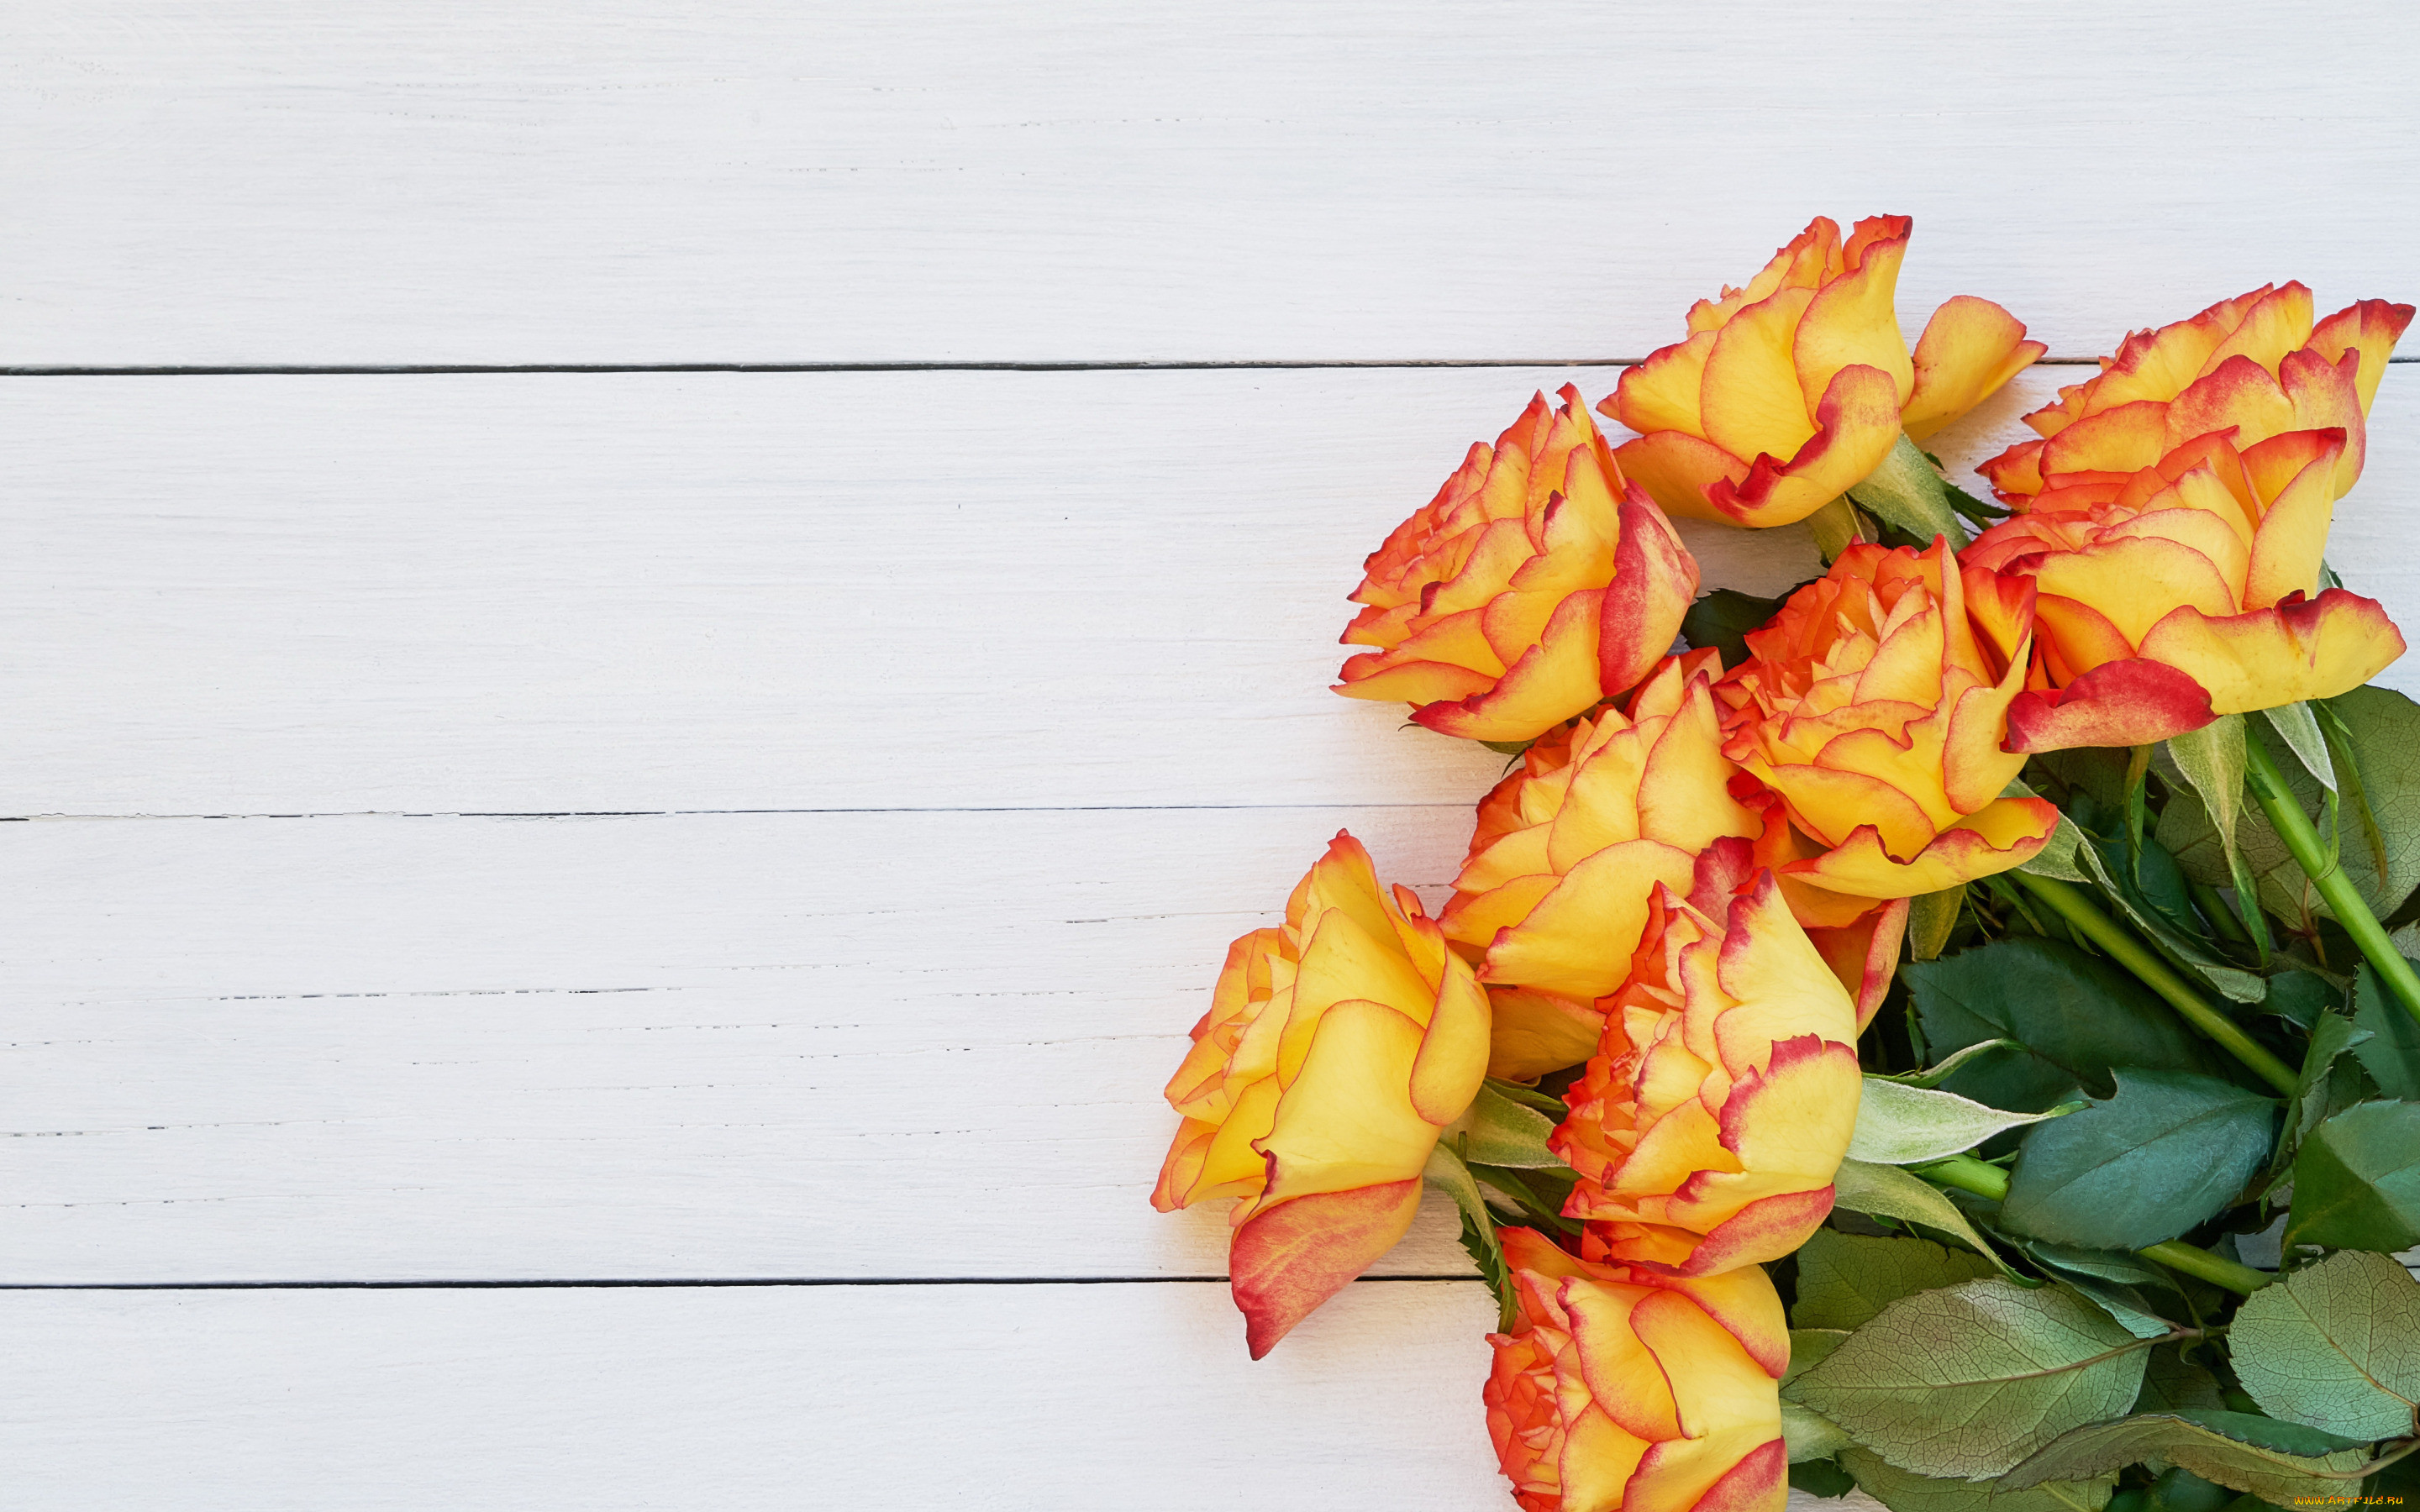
1443, 650, 1752, 1000
1448, 654, 1904, 1081
1717, 539, 2059, 898
1335, 386, 1699, 743
1554, 869, 1861, 1277
1607, 214, 2043, 528
1961, 427, 2407, 750
1981, 282, 2412, 507
1485, 1227, 1787, 1512
1152, 832, 1489, 1357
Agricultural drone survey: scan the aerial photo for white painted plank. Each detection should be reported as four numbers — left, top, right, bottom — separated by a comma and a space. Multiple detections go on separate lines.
13, 365, 2415, 818
0, 805, 1495, 1281
5, 1, 2415, 365
0, 1283, 1884, 1512
0, 1282, 1507, 1510
0, 364, 1818, 816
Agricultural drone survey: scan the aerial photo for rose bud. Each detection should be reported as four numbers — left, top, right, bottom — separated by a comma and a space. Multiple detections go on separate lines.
1717, 539, 2059, 898
1151, 832, 1488, 1358
1485, 1227, 1788, 1512
1334, 386, 1699, 744
1554, 869, 1861, 1277
1981, 282, 2412, 507
1605, 213, 2043, 528
1445, 654, 1903, 1082
1961, 427, 2407, 750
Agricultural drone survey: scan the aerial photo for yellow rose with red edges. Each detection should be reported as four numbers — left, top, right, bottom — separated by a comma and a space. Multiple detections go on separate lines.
1607, 214, 2043, 528
1715, 539, 2058, 899
1962, 427, 2407, 750
1553, 869, 1860, 1278
1151, 832, 1488, 1358
1448, 654, 1905, 1081
1981, 282, 2412, 507
1485, 1227, 1787, 1512
1440, 650, 1750, 997
1334, 386, 1699, 743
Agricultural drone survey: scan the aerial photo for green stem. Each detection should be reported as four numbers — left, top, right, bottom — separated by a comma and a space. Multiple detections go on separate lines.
1920, 1152, 2010, 1200
2012, 872, 2297, 1096
1917, 1155, 2273, 1297
2134, 1240, 2274, 1297
2243, 732, 2420, 1034
2185, 879, 2251, 946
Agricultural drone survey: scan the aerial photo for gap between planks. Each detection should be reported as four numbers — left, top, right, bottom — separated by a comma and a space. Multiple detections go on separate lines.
10, 357, 2278, 376
0, 1275, 1479, 1290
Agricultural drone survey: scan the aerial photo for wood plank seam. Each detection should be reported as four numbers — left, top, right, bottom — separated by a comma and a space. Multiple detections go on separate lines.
37, 358, 2391, 376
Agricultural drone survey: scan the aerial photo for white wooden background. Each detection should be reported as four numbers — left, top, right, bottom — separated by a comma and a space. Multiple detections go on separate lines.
6, 4, 2418, 1508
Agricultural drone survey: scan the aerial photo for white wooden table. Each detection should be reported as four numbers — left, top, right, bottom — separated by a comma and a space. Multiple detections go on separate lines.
7, 5, 2417, 1507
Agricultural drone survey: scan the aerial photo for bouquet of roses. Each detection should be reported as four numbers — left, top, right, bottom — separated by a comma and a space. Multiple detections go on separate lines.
1151, 215, 2420, 1512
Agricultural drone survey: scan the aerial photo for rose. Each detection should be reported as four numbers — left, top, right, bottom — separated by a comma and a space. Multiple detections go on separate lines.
1960, 427, 2407, 750
1484, 1227, 1787, 1512
1334, 386, 1699, 743
1552, 869, 1861, 1277
1605, 213, 2043, 528
1446, 654, 1903, 1082
1716, 538, 2059, 897
1151, 832, 1489, 1357
1981, 282, 2412, 507
1440, 648, 1753, 1011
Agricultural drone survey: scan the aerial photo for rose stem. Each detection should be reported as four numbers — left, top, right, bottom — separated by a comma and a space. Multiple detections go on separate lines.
2242, 731, 2420, 1032
2009, 873, 2297, 1096
1917, 1153, 2272, 1296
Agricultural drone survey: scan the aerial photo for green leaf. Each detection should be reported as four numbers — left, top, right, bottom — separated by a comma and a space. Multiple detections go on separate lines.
2352, 960, 2420, 1100
2021, 1242, 2188, 1339
1907, 939, 2223, 1112
2146, 1467, 2248, 1512
2002, 1070, 2277, 1250
1876, 1039, 2029, 1090
1464, 1082, 1561, 1168
2077, 835, 2266, 1004
2032, 748, 2136, 813
1996, 1410, 2373, 1503
2321, 697, 2393, 887
2260, 972, 2337, 1030
1481, 1077, 1569, 1117
1791, 1279, 2149, 1478
2262, 703, 2336, 793
1843, 1446, 2115, 1512
1792, 1230, 2000, 1331
1791, 1459, 1858, 1498
2133, 1342, 2228, 1413
2286, 1100, 2420, 1251
1832, 1157, 2023, 1278
1782, 1326, 1857, 1462
1470, 1163, 1581, 1236
1912, 885, 1966, 963
2161, 685, 2420, 927
1421, 1142, 1515, 1330
2282, 1013, 2370, 1161
2228, 1248, 2420, 1441
1846, 432, 1970, 546
1681, 586, 1791, 669
1851, 1075, 2070, 1165
2166, 717, 2270, 962
2012, 776, 2096, 885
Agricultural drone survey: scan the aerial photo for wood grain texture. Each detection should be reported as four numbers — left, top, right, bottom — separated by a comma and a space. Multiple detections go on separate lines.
1, 804, 1492, 1281
0, 1284, 1883, 1512
11, 365, 2414, 818
0, 1282, 1508, 1509
5, 1, 2416, 365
